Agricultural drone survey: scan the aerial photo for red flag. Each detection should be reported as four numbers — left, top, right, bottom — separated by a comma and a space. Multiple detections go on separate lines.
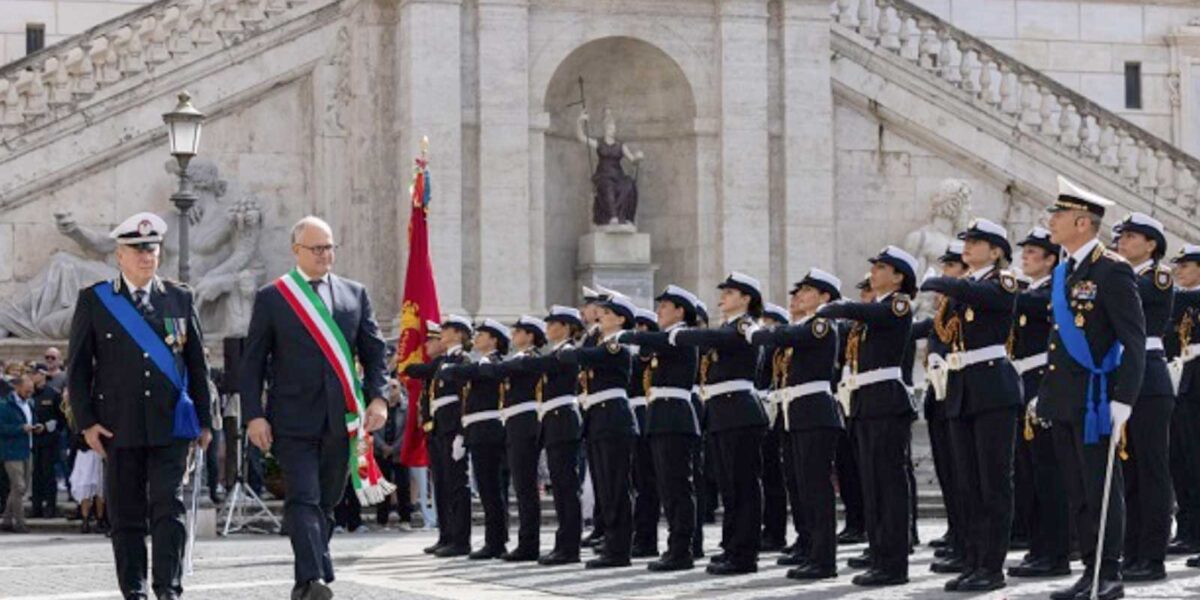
397, 147, 439, 468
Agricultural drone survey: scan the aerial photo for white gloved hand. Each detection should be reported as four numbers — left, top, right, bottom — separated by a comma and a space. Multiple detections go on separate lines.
451, 434, 466, 461
1027, 397, 1039, 420
1110, 401, 1133, 431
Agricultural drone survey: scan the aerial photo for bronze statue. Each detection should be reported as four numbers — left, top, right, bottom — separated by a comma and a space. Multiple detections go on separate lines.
576, 107, 645, 226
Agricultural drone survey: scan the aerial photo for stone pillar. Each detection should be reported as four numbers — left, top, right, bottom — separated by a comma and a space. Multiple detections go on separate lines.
398, 0, 465, 315
474, 0, 533, 320
780, 0, 835, 285
718, 0, 772, 296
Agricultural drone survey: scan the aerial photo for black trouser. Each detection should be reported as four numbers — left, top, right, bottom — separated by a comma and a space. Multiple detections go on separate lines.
31, 440, 59, 515
857, 416, 911, 576
333, 478, 363, 531
949, 406, 1017, 574
204, 431, 220, 495
692, 435, 706, 555
1170, 400, 1200, 544
712, 426, 765, 567
1052, 420, 1124, 579
1124, 392, 1174, 564
632, 434, 659, 549
104, 440, 190, 599
780, 432, 804, 544
1030, 423, 1069, 562
1013, 411, 1036, 546
590, 436, 634, 560
430, 434, 470, 547
273, 433, 350, 585
507, 433, 541, 552
761, 426, 787, 545
587, 440, 606, 537
374, 457, 411, 525
794, 429, 839, 570
905, 437, 919, 544
836, 423, 865, 534
546, 440, 582, 556
702, 434, 720, 521
470, 441, 509, 550
927, 415, 960, 550
650, 433, 697, 558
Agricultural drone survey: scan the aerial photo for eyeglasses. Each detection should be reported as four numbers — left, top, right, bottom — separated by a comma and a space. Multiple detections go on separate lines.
297, 243, 338, 256
44, 355, 58, 361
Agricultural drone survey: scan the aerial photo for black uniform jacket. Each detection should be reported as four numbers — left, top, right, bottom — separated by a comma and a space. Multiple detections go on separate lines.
671, 314, 770, 433
817, 293, 915, 420
750, 315, 843, 432
620, 325, 701, 437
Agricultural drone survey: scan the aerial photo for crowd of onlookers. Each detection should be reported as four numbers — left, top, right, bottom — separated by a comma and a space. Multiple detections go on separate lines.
1, 346, 435, 536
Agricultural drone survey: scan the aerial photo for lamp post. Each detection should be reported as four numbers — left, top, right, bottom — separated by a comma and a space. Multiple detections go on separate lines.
162, 91, 206, 284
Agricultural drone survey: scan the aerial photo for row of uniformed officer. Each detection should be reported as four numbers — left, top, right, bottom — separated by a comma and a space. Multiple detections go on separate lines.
1170, 245, 1200, 563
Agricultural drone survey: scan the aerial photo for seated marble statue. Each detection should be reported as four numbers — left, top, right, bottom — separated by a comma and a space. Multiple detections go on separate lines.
576, 107, 645, 226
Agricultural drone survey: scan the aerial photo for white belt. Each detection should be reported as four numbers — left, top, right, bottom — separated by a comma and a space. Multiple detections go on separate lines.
842, 367, 903, 390
431, 395, 459, 413
628, 396, 647, 409
700, 379, 755, 401
774, 381, 833, 431
500, 402, 538, 422
581, 388, 627, 411
649, 387, 692, 402
538, 395, 579, 420
946, 344, 1008, 371
1146, 337, 1164, 352
1012, 352, 1048, 375
461, 410, 501, 427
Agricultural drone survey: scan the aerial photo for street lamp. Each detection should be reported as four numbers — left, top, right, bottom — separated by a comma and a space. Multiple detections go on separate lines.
162, 91, 206, 284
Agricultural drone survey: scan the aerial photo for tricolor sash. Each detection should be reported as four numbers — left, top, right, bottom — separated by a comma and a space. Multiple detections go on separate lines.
94, 282, 201, 440
1051, 261, 1123, 445
274, 269, 395, 504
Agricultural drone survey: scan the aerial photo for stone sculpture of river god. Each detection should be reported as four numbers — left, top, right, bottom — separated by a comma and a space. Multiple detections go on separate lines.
903, 178, 973, 317
0, 158, 266, 340
576, 107, 646, 226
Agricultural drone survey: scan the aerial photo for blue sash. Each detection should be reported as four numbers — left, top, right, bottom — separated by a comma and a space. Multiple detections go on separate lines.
94, 283, 201, 440
1051, 261, 1122, 445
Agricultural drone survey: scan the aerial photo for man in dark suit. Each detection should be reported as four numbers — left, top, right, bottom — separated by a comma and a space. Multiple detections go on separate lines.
1040, 177, 1146, 600
68, 212, 212, 600
240, 216, 388, 600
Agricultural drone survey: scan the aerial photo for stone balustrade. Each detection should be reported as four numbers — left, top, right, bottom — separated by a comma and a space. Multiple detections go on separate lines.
0, 0, 313, 144
833, 0, 1200, 219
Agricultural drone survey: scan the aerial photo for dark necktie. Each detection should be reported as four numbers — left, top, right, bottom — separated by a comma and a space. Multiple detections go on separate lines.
1066, 257, 1077, 276
132, 290, 152, 316
309, 280, 327, 308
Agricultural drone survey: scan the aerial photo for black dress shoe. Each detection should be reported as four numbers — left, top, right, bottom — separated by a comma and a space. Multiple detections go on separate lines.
501, 548, 539, 562
631, 544, 660, 558
846, 551, 872, 569
786, 563, 837, 580
709, 552, 728, 564
1079, 579, 1124, 600
647, 556, 694, 572
929, 534, 949, 548
943, 571, 972, 592
434, 544, 471, 558
958, 570, 1006, 592
706, 561, 756, 575
537, 551, 580, 566
1122, 559, 1165, 581
781, 540, 799, 555
776, 552, 805, 566
1167, 538, 1199, 555
294, 580, 333, 600
469, 545, 505, 560
933, 546, 955, 559
1188, 554, 1200, 568
929, 556, 968, 574
424, 542, 444, 554
1050, 574, 1092, 600
1008, 557, 1071, 578
760, 536, 786, 553
581, 532, 605, 548
586, 555, 632, 569
837, 529, 866, 545
851, 569, 907, 586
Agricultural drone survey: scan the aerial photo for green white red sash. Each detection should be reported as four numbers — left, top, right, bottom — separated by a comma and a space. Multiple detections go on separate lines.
274, 269, 395, 504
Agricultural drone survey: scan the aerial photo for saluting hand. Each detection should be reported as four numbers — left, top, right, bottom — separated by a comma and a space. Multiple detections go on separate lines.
83, 423, 114, 459
364, 398, 388, 433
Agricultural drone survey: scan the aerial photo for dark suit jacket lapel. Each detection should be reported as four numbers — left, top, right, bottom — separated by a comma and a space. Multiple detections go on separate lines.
1069, 247, 1098, 287
328, 275, 355, 344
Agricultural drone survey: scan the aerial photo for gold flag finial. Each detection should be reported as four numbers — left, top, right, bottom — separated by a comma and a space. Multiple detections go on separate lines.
420, 135, 429, 157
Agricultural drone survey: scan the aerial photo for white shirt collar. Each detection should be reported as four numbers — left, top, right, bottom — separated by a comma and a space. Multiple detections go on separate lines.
122, 275, 154, 296
445, 344, 464, 356
552, 338, 571, 351
1068, 238, 1101, 266
1182, 283, 1200, 292
601, 330, 624, 344
1132, 259, 1154, 275
968, 265, 995, 281
1030, 275, 1051, 289
664, 322, 686, 333
876, 291, 894, 303
723, 313, 746, 325
296, 267, 330, 284
794, 304, 826, 325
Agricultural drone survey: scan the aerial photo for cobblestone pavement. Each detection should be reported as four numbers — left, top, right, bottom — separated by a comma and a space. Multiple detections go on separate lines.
3, 522, 1200, 599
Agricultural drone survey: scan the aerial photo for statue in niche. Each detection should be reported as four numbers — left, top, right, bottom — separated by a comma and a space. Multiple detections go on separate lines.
576, 107, 645, 226
903, 178, 973, 316
0, 158, 265, 339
